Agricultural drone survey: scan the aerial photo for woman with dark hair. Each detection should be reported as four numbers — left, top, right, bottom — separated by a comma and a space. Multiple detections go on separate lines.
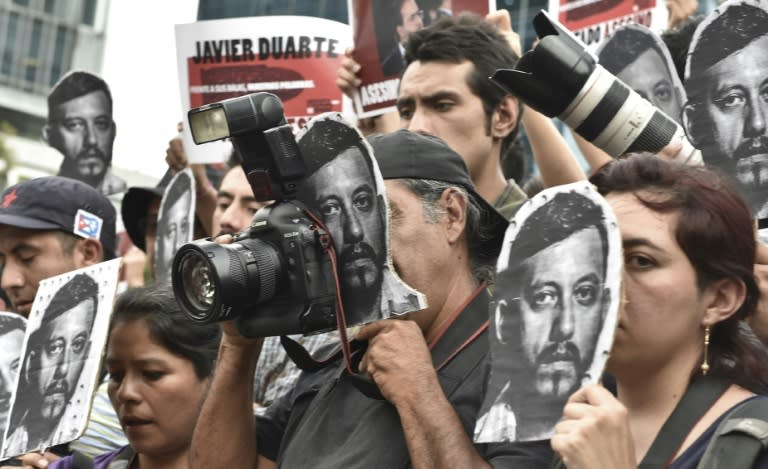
48, 283, 220, 469
551, 154, 768, 468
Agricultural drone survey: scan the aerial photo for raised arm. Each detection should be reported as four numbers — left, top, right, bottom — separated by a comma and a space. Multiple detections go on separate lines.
190, 320, 265, 469
335, 48, 401, 136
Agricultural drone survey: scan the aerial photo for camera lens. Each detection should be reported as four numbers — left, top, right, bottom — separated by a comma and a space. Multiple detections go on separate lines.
174, 247, 222, 323
180, 251, 216, 311
172, 236, 285, 325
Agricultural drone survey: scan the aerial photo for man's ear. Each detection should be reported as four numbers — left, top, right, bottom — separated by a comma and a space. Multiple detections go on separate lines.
76, 238, 105, 267
682, 102, 705, 148
491, 95, 520, 140
440, 188, 467, 244
702, 277, 746, 327
396, 25, 407, 43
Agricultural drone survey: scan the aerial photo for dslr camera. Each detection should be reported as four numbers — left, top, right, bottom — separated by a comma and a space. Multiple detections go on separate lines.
492, 11, 701, 163
171, 93, 337, 338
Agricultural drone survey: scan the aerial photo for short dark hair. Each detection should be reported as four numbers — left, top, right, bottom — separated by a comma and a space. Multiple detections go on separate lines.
41, 273, 99, 326
47, 71, 113, 119
111, 283, 221, 379
0, 314, 26, 335
686, 3, 768, 93
26, 273, 98, 367
599, 26, 671, 77
661, 15, 704, 83
591, 154, 768, 393
404, 13, 522, 147
298, 117, 373, 178
504, 191, 609, 279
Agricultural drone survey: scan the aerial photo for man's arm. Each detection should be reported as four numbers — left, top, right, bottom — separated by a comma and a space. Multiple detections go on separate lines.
522, 108, 588, 186
357, 320, 491, 469
335, 48, 401, 137
189, 323, 265, 469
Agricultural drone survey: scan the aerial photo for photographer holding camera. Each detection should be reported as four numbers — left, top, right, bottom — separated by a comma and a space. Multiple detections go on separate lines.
188, 130, 553, 468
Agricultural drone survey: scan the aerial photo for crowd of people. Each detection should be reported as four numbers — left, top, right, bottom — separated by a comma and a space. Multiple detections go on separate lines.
1, 0, 768, 468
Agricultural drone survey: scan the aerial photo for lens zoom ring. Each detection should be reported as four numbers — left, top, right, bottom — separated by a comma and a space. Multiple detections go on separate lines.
626, 111, 678, 154
575, 80, 630, 141
228, 249, 247, 286
252, 243, 278, 300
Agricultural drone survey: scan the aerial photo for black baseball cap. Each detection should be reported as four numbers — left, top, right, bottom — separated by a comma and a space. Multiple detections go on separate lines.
121, 186, 163, 251
368, 130, 509, 260
0, 176, 117, 258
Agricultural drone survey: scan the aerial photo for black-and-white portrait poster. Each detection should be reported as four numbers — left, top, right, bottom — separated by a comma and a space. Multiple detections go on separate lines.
474, 181, 622, 443
598, 24, 686, 125
45, 70, 127, 196
0, 259, 121, 458
0, 313, 26, 447
683, 0, 768, 218
295, 112, 426, 326
154, 168, 196, 282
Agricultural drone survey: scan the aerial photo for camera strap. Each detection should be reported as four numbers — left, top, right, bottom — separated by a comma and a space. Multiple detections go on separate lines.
429, 282, 489, 372
638, 375, 730, 469
282, 209, 359, 375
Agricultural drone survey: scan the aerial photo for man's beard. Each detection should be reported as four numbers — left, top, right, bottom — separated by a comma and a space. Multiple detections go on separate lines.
339, 242, 383, 315
59, 148, 109, 187
40, 379, 70, 422
0, 391, 10, 427
730, 136, 768, 214
532, 341, 582, 398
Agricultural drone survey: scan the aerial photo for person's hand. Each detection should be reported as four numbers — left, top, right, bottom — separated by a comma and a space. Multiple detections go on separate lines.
485, 10, 522, 58
336, 47, 362, 99
667, 0, 698, 29
165, 129, 211, 194
165, 133, 189, 174
655, 136, 702, 166
749, 242, 768, 345
1, 451, 60, 468
356, 319, 438, 407
122, 245, 147, 288
551, 384, 636, 469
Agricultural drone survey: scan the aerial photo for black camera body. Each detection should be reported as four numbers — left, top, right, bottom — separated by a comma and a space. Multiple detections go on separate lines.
172, 93, 338, 337
492, 11, 701, 163
173, 200, 336, 337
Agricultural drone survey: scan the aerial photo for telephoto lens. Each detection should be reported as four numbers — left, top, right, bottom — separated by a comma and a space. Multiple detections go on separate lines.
492, 10, 701, 164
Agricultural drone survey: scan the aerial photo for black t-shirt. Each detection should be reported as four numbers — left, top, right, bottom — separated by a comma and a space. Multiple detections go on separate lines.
256, 288, 554, 468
